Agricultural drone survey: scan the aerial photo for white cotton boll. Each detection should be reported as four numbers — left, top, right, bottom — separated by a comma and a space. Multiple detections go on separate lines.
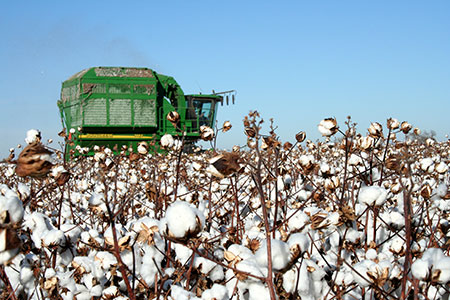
329, 231, 340, 249
16, 183, 30, 200
19, 265, 35, 291
51, 165, 66, 178
129, 172, 138, 184
349, 154, 362, 166
287, 210, 309, 231
171, 285, 197, 300
209, 265, 224, 282
140, 245, 164, 287
0, 189, 24, 224
76, 292, 92, 300
95, 251, 117, 269
165, 201, 204, 239
236, 258, 268, 279
283, 269, 298, 293
194, 257, 218, 274
435, 162, 448, 174
173, 243, 193, 265
319, 163, 335, 176
366, 248, 378, 260
25, 129, 41, 144
352, 260, 375, 288
173, 139, 183, 151
389, 236, 405, 254
422, 248, 445, 263
192, 161, 202, 171
77, 180, 89, 192
5, 166, 15, 177
177, 185, 189, 200
247, 282, 272, 300
417, 248, 450, 283
137, 142, 148, 154
88, 193, 104, 206
227, 244, 254, 261
299, 154, 314, 167
201, 283, 228, 300
255, 239, 290, 271
328, 212, 340, 226
411, 258, 431, 280
161, 134, 174, 148
23, 212, 53, 249
104, 224, 127, 242
0, 249, 19, 264
305, 259, 326, 281
288, 233, 310, 253
436, 257, 450, 283
297, 262, 311, 295
346, 228, 362, 244
318, 118, 338, 137
102, 286, 119, 298
43, 229, 65, 247
358, 185, 388, 206
296, 190, 310, 202
45, 268, 56, 279
420, 158, 435, 173
390, 264, 402, 280
389, 210, 405, 228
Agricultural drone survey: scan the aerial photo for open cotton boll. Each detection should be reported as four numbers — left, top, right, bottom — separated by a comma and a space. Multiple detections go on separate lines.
420, 158, 435, 173
436, 257, 450, 283
0, 188, 24, 224
413, 248, 450, 283
43, 229, 65, 247
318, 118, 338, 137
283, 268, 298, 293
287, 210, 309, 231
201, 283, 228, 300
255, 239, 290, 271
352, 260, 377, 287
140, 245, 165, 287
170, 285, 199, 300
165, 201, 204, 239
51, 165, 67, 178
288, 233, 310, 253
94, 251, 117, 270
358, 185, 388, 206
0, 249, 19, 265
25, 129, 41, 144
412, 258, 431, 280
247, 282, 272, 300
194, 256, 219, 274
349, 153, 362, 166
160, 134, 174, 149
88, 193, 104, 206
16, 182, 30, 200
23, 212, 54, 248
235, 258, 268, 279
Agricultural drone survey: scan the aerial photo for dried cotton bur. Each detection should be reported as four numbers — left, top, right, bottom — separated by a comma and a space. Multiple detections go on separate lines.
0, 118, 450, 300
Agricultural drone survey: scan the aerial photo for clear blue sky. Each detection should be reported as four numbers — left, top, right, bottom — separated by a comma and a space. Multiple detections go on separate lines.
1, 1, 449, 157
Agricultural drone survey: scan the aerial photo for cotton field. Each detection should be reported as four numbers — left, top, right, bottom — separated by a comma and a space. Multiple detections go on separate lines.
1, 113, 450, 300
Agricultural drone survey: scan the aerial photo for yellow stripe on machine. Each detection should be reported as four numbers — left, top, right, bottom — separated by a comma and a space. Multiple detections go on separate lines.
79, 134, 153, 140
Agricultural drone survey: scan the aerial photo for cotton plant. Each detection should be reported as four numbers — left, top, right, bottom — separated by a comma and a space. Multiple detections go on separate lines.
1, 123, 450, 299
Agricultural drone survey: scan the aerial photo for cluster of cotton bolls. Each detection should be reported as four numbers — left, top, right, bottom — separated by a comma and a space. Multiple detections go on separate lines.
0, 116, 450, 299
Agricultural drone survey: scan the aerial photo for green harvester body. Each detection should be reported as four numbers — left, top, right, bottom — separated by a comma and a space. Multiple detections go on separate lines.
57, 67, 227, 157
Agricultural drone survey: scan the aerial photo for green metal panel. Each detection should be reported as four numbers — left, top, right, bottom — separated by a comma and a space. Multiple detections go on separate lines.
59, 67, 159, 129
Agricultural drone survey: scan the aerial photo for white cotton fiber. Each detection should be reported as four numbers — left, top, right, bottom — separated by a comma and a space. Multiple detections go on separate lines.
255, 239, 290, 271
166, 201, 204, 239
358, 185, 388, 206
